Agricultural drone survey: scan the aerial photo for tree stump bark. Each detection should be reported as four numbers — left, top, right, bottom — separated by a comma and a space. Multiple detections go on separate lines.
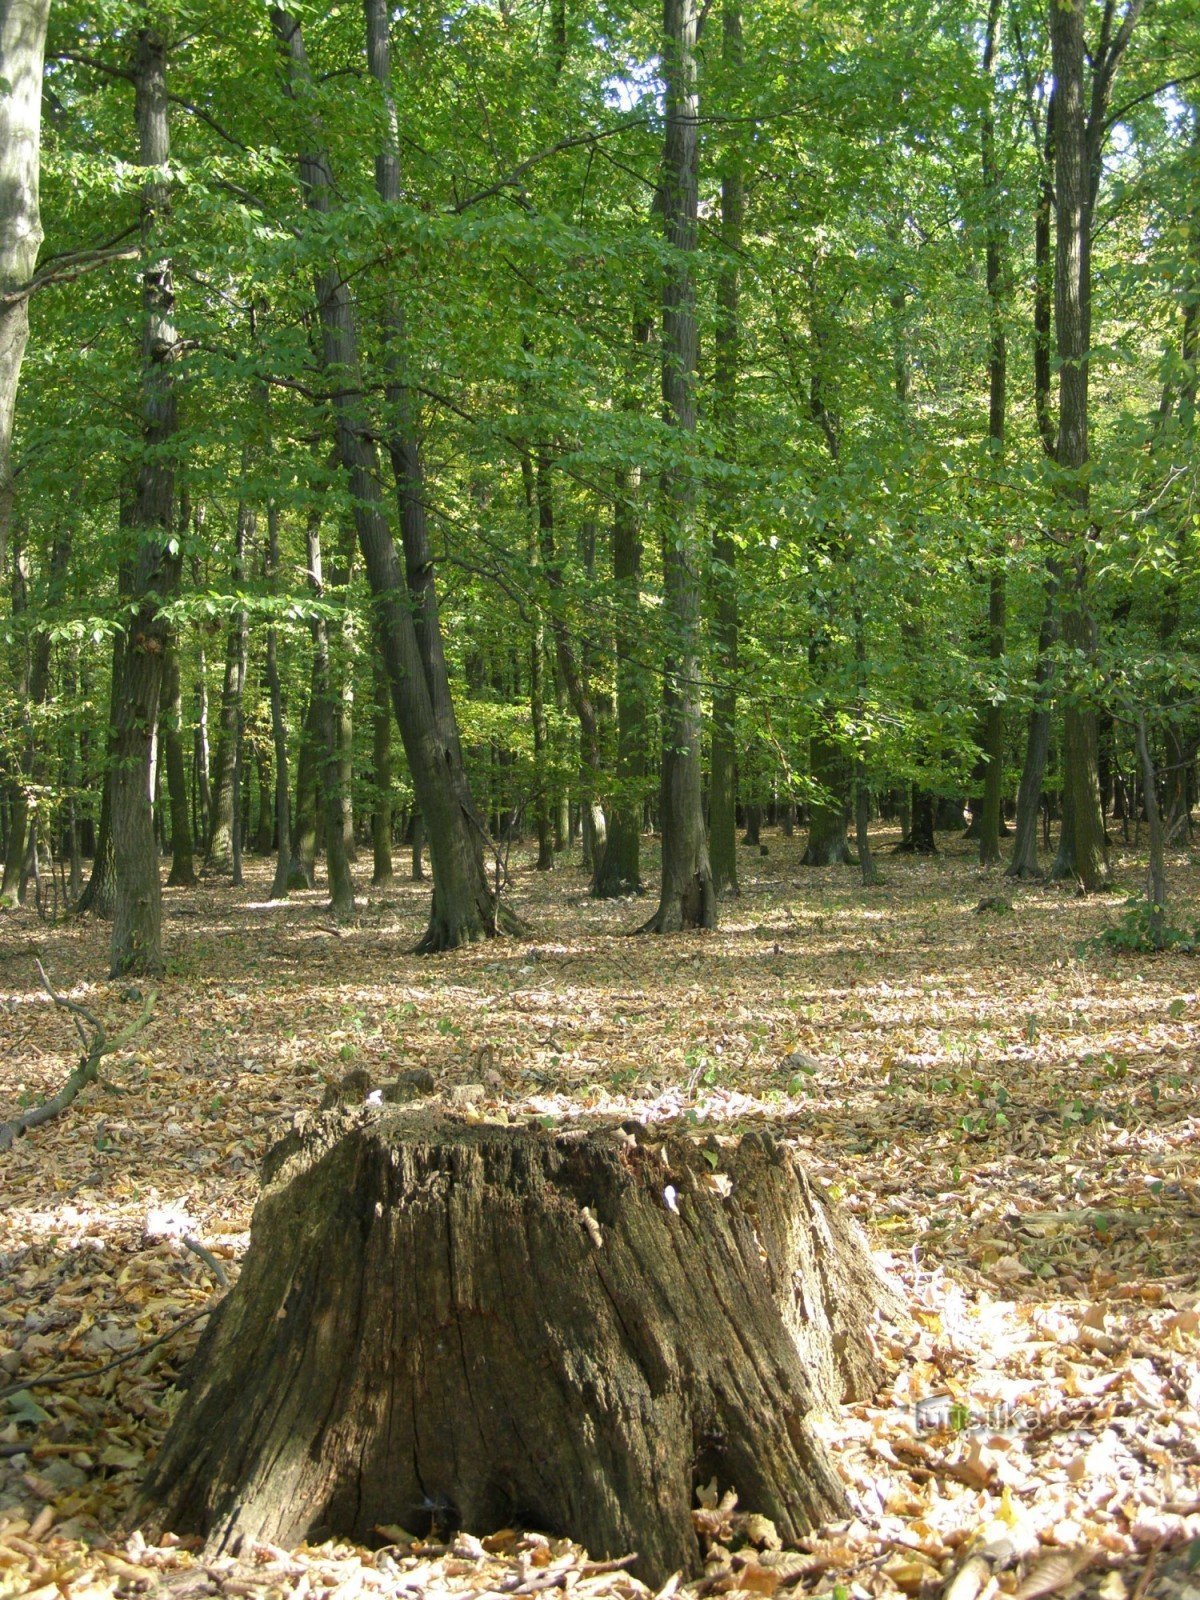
136, 1110, 900, 1583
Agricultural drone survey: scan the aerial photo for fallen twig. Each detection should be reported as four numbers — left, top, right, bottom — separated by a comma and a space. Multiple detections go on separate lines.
0, 964, 155, 1152
0, 1305, 214, 1406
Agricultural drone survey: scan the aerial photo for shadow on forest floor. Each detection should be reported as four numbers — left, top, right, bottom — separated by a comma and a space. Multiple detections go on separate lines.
1, 825, 1197, 1600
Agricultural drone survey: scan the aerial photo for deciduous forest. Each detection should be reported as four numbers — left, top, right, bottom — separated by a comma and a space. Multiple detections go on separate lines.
0, 0, 1198, 1596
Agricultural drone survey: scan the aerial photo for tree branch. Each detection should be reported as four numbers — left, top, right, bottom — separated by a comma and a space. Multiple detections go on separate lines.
0, 967, 155, 1152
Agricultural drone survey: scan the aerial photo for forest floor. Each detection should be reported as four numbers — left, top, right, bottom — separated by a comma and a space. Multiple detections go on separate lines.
0, 826, 1198, 1600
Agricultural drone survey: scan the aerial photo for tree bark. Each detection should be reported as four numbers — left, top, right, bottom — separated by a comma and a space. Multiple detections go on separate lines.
645, 0, 714, 932
273, 6, 506, 953
110, 26, 182, 978
801, 725, 851, 865
0, 0, 50, 574
978, 0, 1007, 868
263, 492, 293, 899
591, 458, 646, 897
137, 1112, 898, 1583
162, 639, 196, 885
708, 0, 743, 899
206, 498, 251, 874
369, 648, 394, 885
305, 509, 355, 921
1047, 0, 1144, 890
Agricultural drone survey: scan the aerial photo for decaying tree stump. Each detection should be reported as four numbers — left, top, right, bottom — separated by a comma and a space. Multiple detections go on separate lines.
136, 1110, 900, 1582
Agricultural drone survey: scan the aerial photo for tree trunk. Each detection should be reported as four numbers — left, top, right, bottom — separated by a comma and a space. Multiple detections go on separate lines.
801, 726, 851, 865
0, 0, 50, 574
709, 0, 743, 899
1135, 712, 1167, 947
289, 656, 321, 889
642, 0, 713, 932
370, 648, 394, 885
978, 0, 1007, 868
273, 6, 506, 953
592, 459, 646, 897
163, 640, 196, 885
1046, 0, 1143, 891
895, 787, 936, 854
206, 499, 252, 874
306, 510, 355, 921
110, 27, 182, 978
531, 453, 606, 877
137, 1112, 898, 1583
0, 534, 32, 907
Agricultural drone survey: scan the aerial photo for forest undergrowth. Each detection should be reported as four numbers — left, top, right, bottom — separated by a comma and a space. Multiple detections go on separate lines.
0, 828, 1197, 1600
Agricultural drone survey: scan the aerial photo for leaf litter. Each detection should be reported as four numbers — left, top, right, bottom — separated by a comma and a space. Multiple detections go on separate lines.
0, 829, 1197, 1600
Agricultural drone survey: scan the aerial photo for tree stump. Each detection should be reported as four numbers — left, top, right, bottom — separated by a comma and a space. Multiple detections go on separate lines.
136, 1110, 900, 1582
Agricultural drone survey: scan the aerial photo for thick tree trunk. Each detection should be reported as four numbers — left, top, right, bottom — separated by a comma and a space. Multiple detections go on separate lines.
0, 0, 50, 573
273, 6, 505, 953
110, 28, 181, 978
895, 787, 936, 854
137, 1112, 898, 1583
801, 727, 851, 865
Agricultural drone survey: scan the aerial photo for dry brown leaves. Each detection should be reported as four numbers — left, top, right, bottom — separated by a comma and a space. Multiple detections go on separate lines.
0, 829, 1197, 1600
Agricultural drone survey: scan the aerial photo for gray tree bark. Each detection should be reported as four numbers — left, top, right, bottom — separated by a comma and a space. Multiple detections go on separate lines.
644, 0, 714, 932
0, 0, 50, 572
110, 25, 182, 978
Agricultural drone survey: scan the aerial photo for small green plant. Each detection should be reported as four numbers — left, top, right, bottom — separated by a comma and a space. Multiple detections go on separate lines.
1088, 896, 1198, 955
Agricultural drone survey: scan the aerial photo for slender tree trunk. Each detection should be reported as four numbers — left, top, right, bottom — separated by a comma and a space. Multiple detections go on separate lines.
370, 648, 394, 885
531, 453, 606, 874
289, 655, 321, 889
1047, 0, 1144, 889
0, 534, 31, 906
1135, 712, 1167, 947
206, 499, 251, 874
163, 641, 196, 885
709, 0, 742, 898
644, 0, 714, 933
110, 27, 182, 978
264, 493, 292, 898
0, 0, 50, 574
306, 511, 355, 921
978, 0, 1007, 868
592, 458, 646, 897
1007, 580, 1058, 877
273, 6, 505, 952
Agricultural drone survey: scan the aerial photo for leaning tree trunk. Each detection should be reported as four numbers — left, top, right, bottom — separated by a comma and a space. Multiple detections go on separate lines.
136, 1111, 899, 1583
272, 6, 505, 954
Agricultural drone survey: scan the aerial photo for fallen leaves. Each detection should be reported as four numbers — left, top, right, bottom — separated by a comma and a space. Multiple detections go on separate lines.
1, 831, 1198, 1600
